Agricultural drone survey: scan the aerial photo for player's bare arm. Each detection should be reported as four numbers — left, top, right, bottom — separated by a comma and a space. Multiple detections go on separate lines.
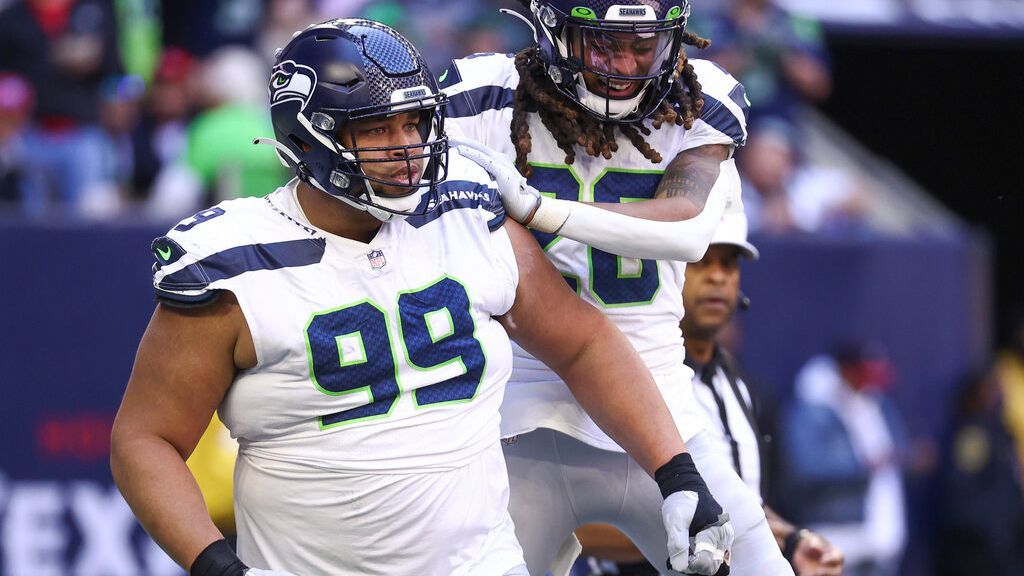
110, 294, 253, 570
496, 219, 684, 474
653, 143, 731, 214
594, 143, 731, 222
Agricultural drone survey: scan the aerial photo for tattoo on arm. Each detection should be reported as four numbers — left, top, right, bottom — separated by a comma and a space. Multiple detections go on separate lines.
654, 144, 731, 210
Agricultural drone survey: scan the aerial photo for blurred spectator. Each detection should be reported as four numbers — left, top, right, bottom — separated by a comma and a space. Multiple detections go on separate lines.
780, 341, 908, 576
146, 46, 286, 220
314, 0, 374, 28
998, 307, 1024, 469
258, 0, 319, 62
131, 47, 196, 200
113, 0, 161, 82
162, 0, 264, 57
328, 0, 530, 73
935, 367, 1024, 575
739, 120, 871, 235
86, 74, 145, 218
0, 0, 123, 218
695, 0, 831, 126
0, 73, 42, 210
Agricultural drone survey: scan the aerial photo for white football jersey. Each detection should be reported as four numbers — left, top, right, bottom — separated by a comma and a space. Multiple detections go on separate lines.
151, 155, 517, 474
442, 53, 749, 449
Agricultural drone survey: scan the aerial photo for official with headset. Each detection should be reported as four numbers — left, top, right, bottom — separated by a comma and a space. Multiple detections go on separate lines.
683, 212, 845, 576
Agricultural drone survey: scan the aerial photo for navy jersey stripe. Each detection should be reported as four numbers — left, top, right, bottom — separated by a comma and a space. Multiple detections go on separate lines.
158, 238, 327, 291
728, 83, 750, 124
700, 93, 746, 146
447, 86, 515, 118
487, 211, 507, 232
437, 60, 464, 89
407, 180, 505, 230
155, 288, 221, 307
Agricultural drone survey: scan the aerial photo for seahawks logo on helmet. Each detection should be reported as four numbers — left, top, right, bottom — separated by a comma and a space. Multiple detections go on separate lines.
269, 60, 317, 110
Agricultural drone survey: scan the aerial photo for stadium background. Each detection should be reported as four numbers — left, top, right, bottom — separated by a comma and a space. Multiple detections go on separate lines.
0, 0, 1019, 574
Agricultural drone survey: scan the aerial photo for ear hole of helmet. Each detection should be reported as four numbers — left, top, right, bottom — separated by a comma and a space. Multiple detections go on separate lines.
288, 134, 312, 153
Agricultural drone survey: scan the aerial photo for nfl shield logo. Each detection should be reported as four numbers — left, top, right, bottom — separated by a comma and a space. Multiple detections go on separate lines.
367, 249, 387, 270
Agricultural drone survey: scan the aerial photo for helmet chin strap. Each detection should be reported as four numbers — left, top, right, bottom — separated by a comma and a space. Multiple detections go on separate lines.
365, 184, 428, 221
255, 135, 404, 222
262, 111, 436, 223
575, 75, 650, 120
328, 178, 427, 223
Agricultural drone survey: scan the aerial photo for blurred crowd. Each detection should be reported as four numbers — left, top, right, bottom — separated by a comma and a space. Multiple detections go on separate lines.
0, 0, 879, 235
734, 325, 1024, 576
0, 0, 530, 221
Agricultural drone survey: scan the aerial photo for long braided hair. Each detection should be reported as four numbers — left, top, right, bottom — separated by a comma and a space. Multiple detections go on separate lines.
511, 1, 710, 177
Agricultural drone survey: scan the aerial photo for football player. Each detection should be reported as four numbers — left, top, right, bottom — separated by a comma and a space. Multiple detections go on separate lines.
111, 19, 730, 576
440, 1, 792, 574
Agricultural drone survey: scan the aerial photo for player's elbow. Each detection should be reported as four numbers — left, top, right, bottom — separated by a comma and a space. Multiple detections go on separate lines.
678, 243, 710, 263
109, 420, 135, 490
109, 416, 170, 487
658, 221, 715, 262
549, 311, 611, 381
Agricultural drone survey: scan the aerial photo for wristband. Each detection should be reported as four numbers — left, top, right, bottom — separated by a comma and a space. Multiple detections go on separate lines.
190, 539, 248, 576
654, 452, 702, 499
527, 195, 572, 234
782, 528, 809, 564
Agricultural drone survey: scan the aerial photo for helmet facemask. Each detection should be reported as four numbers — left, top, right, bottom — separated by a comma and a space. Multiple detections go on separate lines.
310, 90, 449, 221
289, 89, 449, 222
533, 1, 689, 122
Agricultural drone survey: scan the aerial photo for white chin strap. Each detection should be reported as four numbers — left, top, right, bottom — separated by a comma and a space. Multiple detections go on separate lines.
575, 75, 649, 120
306, 172, 426, 223
365, 184, 428, 222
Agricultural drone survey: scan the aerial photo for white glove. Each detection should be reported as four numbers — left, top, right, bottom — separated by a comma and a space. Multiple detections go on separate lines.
244, 569, 300, 576
450, 137, 559, 228
662, 491, 734, 575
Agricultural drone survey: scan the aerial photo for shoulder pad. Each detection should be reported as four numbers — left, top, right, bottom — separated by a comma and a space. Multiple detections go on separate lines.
407, 153, 505, 232
439, 53, 518, 119
152, 196, 325, 305
690, 59, 750, 147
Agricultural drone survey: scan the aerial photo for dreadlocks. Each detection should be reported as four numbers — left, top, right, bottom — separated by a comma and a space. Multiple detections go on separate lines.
510, 3, 710, 177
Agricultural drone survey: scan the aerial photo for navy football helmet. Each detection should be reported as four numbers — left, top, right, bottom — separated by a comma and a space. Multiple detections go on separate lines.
262, 19, 448, 222
527, 0, 691, 122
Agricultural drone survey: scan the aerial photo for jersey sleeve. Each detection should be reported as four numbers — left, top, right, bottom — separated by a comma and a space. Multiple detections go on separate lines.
406, 151, 506, 233
151, 206, 232, 306
439, 53, 518, 146
680, 59, 751, 151
150, 199, 326, 306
